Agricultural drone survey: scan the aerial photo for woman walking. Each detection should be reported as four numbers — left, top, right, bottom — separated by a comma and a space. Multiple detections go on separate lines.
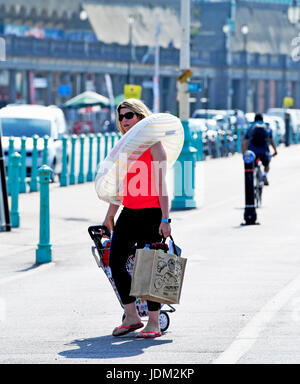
102, 99, 171, 338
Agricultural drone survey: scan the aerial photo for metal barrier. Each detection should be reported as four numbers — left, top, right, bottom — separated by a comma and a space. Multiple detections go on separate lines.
4, 125, 300, 197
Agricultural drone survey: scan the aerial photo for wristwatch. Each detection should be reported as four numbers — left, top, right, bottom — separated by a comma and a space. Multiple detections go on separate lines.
161, 218, 171, 223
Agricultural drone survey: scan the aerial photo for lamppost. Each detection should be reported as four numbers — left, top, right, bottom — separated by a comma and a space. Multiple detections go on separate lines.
288, 0, 300, 24
171, 0, 197, 210
80, 9, 89, 57
241, 24, 249, 112
223, 23, 233, 110
127, 15, 134, 84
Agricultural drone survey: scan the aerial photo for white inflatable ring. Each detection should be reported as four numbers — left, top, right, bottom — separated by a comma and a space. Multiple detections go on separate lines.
95, 113, 184, 205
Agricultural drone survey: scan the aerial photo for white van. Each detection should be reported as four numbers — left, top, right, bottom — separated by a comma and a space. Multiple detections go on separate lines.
0, 104, 68, 180
266, 108, 300, 135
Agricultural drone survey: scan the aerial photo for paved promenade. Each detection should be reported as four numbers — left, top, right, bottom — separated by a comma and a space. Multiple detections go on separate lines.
1, 144, 300, 364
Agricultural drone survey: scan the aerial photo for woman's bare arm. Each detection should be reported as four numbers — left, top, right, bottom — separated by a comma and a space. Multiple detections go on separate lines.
151, 142, 171, 238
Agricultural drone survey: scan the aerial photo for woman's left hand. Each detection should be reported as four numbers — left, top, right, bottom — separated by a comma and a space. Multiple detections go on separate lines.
159, 222, 171, 239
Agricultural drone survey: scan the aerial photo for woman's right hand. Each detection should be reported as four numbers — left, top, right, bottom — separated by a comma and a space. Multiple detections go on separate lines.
102, 218, 112, 238
102, 204, 118, 237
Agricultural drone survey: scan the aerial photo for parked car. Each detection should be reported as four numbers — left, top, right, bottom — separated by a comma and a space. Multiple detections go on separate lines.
0, 104, 68, 180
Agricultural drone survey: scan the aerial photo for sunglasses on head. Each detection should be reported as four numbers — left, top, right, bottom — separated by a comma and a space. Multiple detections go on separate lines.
118, 111, 136, 122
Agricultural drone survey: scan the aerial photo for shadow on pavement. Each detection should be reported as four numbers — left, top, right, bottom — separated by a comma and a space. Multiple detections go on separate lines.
59, 334, 173, 360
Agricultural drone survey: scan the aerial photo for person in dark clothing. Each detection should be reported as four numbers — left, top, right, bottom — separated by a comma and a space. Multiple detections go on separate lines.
243, 113, 278, 185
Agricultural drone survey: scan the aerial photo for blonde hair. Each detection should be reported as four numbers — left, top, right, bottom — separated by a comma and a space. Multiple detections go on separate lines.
116, 98, 152, 135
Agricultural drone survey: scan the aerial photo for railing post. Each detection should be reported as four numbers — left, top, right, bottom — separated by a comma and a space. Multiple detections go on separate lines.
69, 135, 77, 185
87, 134, 94, 182
7, 136, 14, 195
43, 135, 49, 165
95, 133, 102, 178
104, 132, 110, 158
60, 135, 68, 187
29, 135, 39, 192
78, 134, 85, 184
111, 132, 117, 148
236, 126, 242, 153
19, 136, 27, 193
223, 132, 228, 157
296, 125, 300, 144
36, 165, 52, 264
10, 152, 21, 228
215, 132, 221, 158
197, 130, 204, 161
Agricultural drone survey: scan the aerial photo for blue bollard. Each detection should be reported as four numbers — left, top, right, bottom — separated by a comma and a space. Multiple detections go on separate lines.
171, 120, 197, 210
19, 136, 27, 193
60, 135, 69, 187
78, 134, 85, 184
36, 165, 52, 264
87, 134, 94, 182
7, 136, 14, 195
69, 135, 77, 185
10, 152, 21, 228
30, 135, 39, 192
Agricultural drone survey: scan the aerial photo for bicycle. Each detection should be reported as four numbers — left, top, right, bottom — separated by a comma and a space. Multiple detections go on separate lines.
253, 153, 276, 208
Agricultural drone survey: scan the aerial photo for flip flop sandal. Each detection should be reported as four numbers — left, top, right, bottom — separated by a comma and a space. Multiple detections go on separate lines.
136, 330, 163, 339
112, 322, 144, 337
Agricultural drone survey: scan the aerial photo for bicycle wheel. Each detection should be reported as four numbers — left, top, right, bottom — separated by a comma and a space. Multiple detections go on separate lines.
159, 310, 170, 332
255, 167, 263, 207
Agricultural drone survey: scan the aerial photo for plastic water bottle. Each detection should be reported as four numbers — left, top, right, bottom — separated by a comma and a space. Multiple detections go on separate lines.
144, 244, 150, 250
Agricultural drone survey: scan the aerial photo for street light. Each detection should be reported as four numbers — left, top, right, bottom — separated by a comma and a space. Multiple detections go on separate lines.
288, 0, 300, 24
241, 25, 249, 36
127, 15, 134, 84
79, 10, 88, 21
223, 23, 232, 110
241, 25, 249, 112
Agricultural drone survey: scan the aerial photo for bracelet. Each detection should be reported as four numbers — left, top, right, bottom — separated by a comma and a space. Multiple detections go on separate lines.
161, 218, 171, 223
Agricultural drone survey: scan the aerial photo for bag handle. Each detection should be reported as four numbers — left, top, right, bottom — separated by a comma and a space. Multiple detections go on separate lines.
88, 225, 111, 241
161, 235, 179, 256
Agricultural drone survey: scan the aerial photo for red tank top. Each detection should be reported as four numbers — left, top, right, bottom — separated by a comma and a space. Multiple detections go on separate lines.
122, 148, 161, 209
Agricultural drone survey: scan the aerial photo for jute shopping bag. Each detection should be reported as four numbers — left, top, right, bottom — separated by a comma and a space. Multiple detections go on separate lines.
130, 240, 187, 305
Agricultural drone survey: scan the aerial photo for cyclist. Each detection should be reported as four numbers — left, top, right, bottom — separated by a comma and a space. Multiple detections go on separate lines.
243, 113, 278, 185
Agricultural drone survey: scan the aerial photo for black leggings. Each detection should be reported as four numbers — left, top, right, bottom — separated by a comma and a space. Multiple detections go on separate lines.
109, 207, 162, 312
